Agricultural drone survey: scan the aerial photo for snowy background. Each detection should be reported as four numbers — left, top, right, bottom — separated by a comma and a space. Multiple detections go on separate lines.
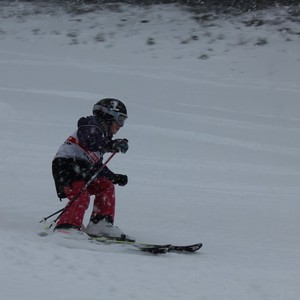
0, 1, 300, 299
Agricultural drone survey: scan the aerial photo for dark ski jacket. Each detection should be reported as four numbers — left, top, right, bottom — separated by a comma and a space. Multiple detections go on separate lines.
52, 116, 115, 199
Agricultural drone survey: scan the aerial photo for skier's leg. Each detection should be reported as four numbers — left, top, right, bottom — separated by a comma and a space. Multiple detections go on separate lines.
88, 177, 116, 222
55, 180, 90, 229
85, 178, 126, 238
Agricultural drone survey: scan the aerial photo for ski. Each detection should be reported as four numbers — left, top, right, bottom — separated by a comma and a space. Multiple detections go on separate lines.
88, 236, 172, 254
122, 243, 172, 254
90, 236, 202, 253
169, 243, 203, 253
38, 231, 171, 254
38, 231, 202, 254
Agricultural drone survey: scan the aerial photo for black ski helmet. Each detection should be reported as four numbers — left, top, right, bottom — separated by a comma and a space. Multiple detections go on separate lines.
93, 98, 127, 126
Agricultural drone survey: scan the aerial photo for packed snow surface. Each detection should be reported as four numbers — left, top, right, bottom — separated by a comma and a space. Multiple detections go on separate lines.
0, 2, 300, 300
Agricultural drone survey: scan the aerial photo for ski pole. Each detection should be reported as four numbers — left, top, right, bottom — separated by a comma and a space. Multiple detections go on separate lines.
39, 151, 117, 225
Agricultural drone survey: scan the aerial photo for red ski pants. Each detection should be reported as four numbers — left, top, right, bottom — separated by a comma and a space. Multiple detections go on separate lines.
56, 178, 116, 228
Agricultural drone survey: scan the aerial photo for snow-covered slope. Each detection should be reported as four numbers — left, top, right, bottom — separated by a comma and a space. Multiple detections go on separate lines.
0, 2, 300, 300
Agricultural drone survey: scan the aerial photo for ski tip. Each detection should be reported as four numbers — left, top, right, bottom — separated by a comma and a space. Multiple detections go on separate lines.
187, 243, 203, 252
170, 242, 203, 253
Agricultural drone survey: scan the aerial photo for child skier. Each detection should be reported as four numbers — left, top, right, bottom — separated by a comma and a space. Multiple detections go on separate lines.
52, 98, 130, 240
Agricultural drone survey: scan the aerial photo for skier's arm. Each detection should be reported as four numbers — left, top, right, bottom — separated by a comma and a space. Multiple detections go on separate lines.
77, 118, 106, 151
92, 162, 128, 186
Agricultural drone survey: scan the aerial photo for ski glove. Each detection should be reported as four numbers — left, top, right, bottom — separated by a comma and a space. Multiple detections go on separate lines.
112, 174, 128, 186
110, 139, 129, 154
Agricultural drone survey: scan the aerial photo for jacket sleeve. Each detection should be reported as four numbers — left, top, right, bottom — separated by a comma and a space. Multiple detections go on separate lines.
77, 117, 107, 151
90, 159, 115, 180
95, 165, 116, 181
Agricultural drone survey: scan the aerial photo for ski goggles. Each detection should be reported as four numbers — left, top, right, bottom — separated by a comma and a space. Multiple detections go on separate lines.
95, 105, 128, 126
112, 111, 127, 126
